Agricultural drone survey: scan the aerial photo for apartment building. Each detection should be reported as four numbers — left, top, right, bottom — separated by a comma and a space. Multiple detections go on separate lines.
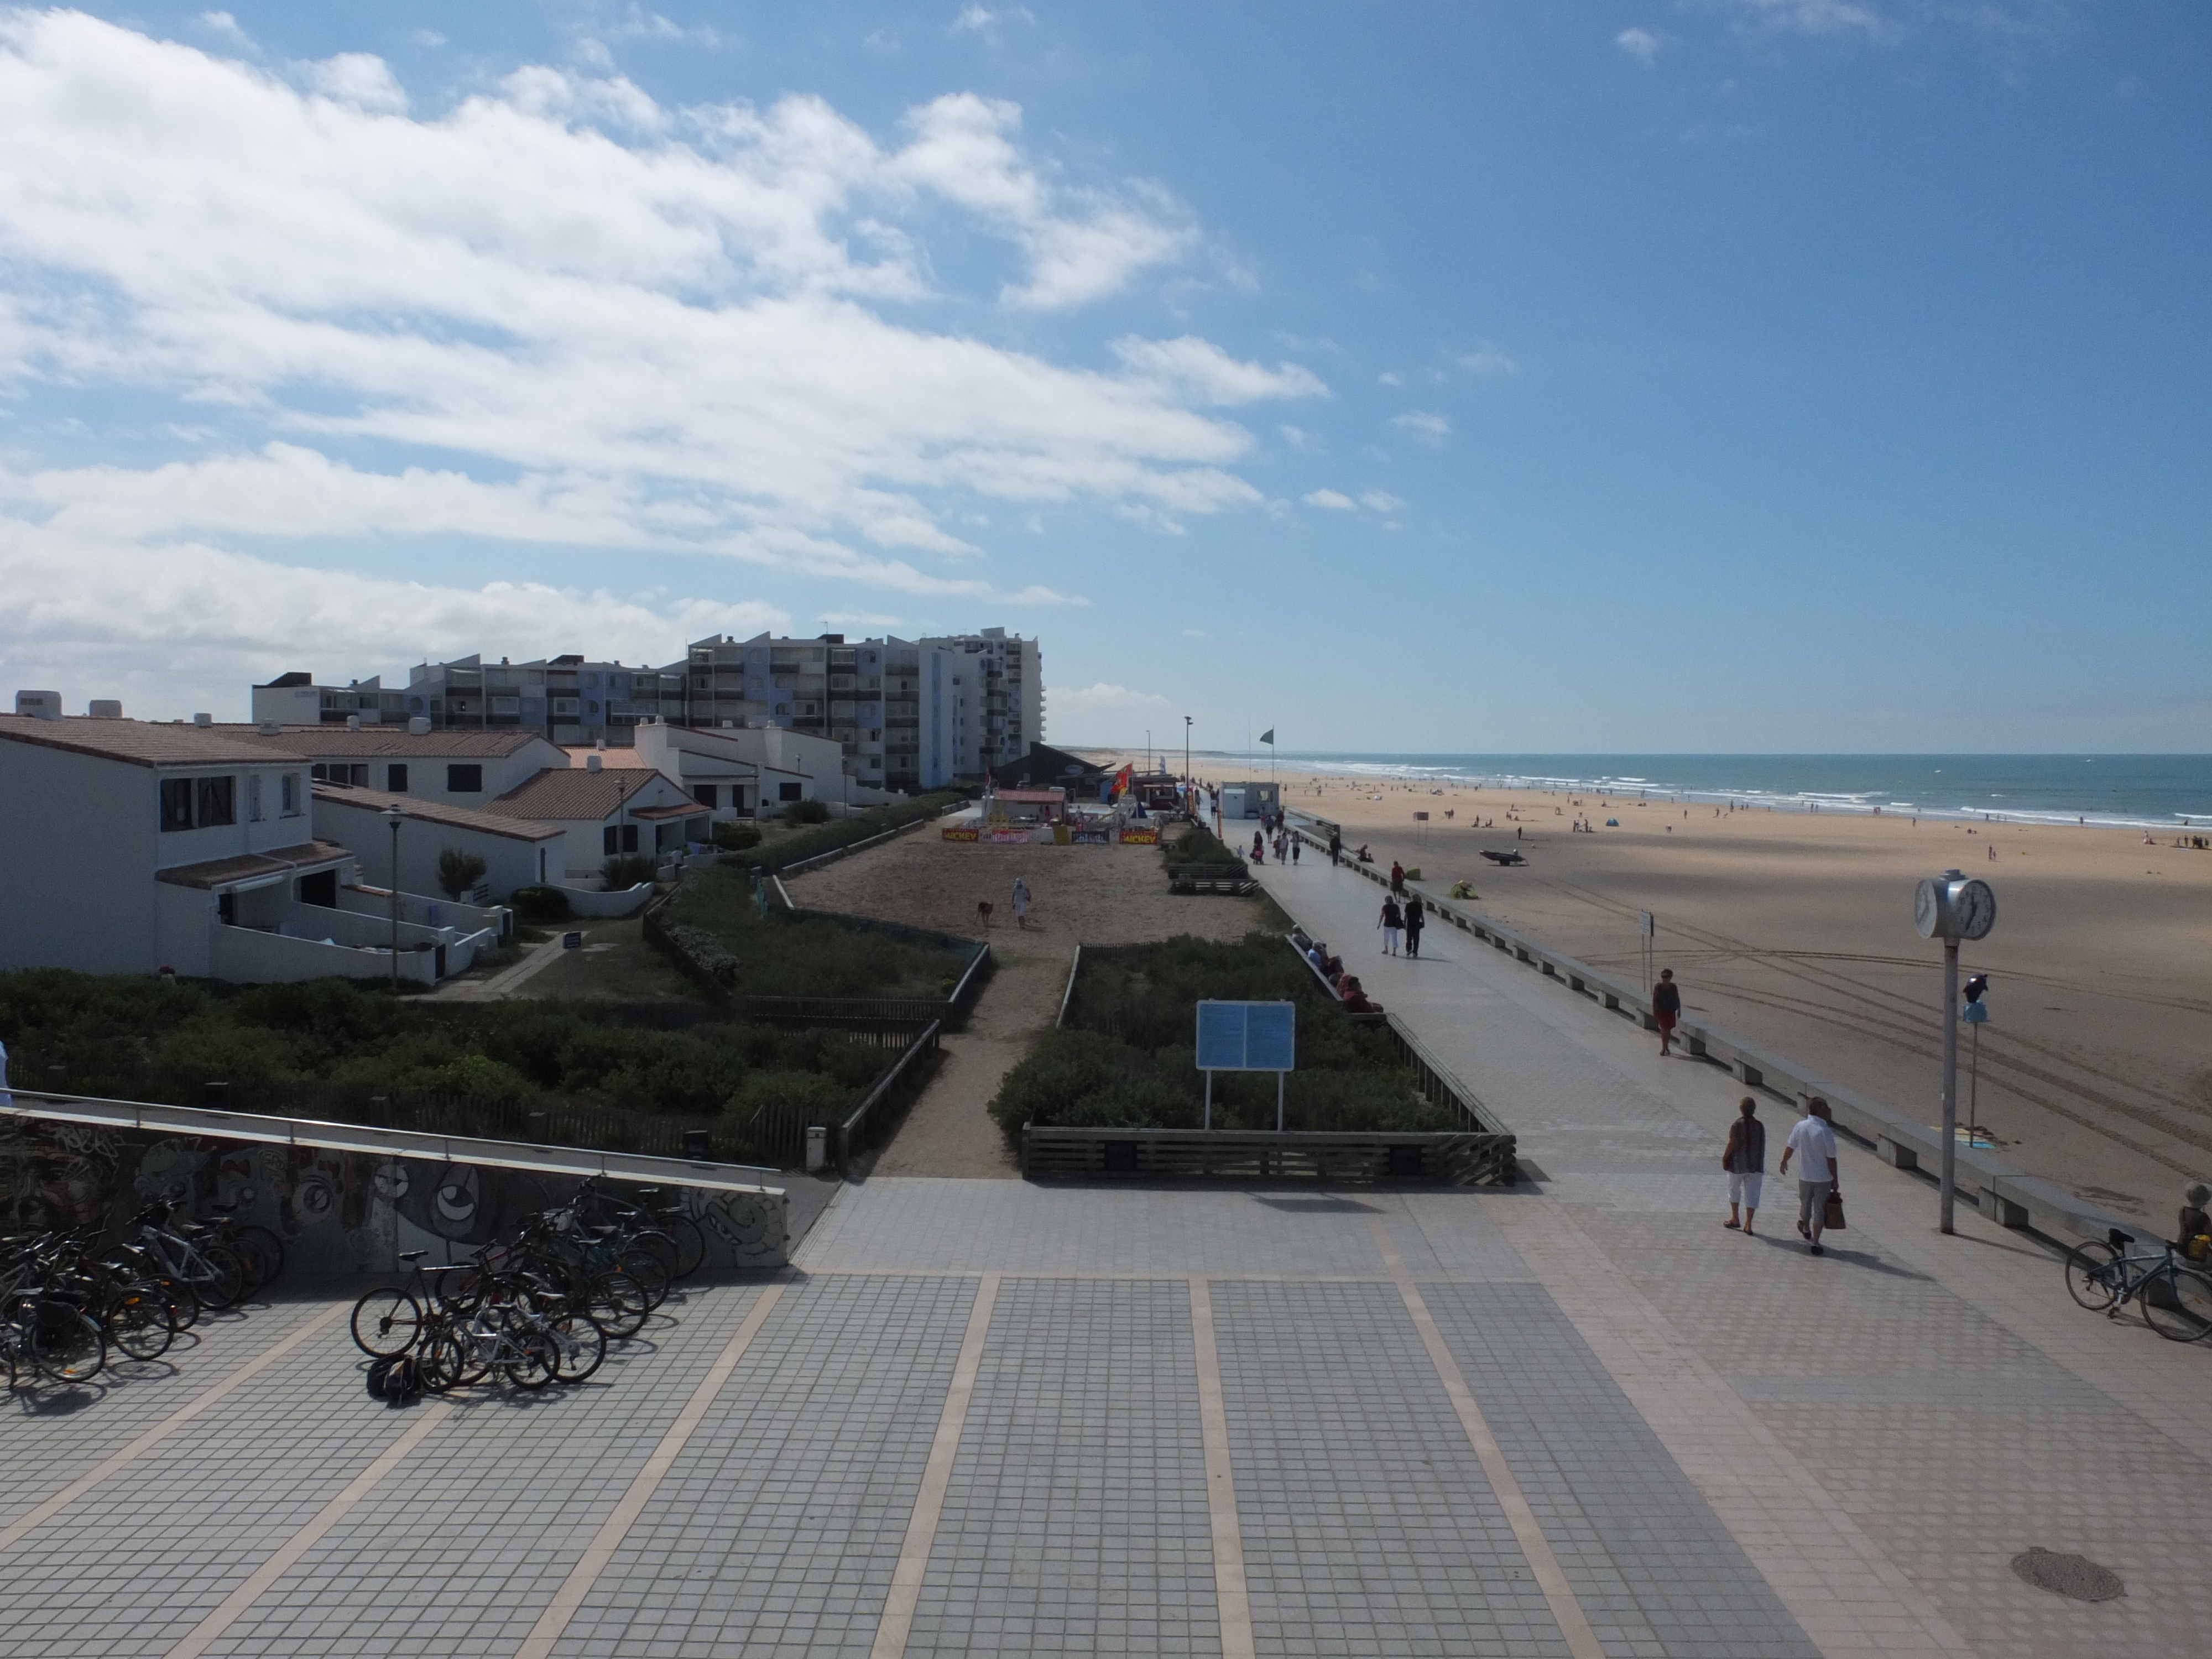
677, 628, 1041, 791
253, 656, 686, 747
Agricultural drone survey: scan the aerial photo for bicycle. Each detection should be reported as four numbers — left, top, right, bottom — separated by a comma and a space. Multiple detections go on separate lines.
351, 1251, 478, 1357
131, 1202, 247, 1313
417, 1274, 599, 1391
2064, 1228, 2212, 1343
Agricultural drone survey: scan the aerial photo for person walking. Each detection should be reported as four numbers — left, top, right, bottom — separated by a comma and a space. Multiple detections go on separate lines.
1389, 859, 1406, 895
1402, 892, 1425, 959
1378, 895, 1402, 956
1722, 1097, 1765, 1233
1651, 968, 1682, 1057
1778, 1098, 1840, 1255
1291, 835, 1301, 866
1011, 875, 1032, 930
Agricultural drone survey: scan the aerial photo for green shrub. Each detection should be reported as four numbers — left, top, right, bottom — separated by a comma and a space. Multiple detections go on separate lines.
600, 854, 658, 890
1165, 822, 1246, 869
784, 798, 833, 825
435, 847, 489, 900
660, 863, 974, 999
510, 885, 572, 922
726, 1068, 850, 1126
711, 820, 762, 851
727, 791, 966, 875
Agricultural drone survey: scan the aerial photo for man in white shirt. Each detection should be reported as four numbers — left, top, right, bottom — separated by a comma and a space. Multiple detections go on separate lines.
1778, 1098, 1840, 1255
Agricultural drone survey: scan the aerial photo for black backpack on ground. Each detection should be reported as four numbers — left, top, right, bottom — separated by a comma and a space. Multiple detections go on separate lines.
366, 1354, 421, 1406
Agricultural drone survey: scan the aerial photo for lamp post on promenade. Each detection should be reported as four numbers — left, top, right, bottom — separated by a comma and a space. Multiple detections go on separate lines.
1183, 715, 1192, 795
384, 803, 404, 989
1914, 869, 1996, 1233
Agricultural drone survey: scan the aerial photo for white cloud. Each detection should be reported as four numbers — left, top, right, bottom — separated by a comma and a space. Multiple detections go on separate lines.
1181, 628, 1210, 639
1452, 343, 1519, 377
1616, 28, 1660, 61
303, 52, 408, 114
410, 30, 446, 48
0, 14, 1310, 693
1277, 425, 1321, 452
1714, 0, 1890, 39
951, 6, 1035, 36
197, 12, 251, 50
1377, 371, 1404, 387
1048, 680, 1175, 737
1359, 491, 1405, 513
1303, 489, 1357, 510
1391, 411, 1452, 446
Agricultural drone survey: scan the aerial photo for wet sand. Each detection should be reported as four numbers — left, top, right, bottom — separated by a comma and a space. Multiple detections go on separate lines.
1095, 751, 2212, 1225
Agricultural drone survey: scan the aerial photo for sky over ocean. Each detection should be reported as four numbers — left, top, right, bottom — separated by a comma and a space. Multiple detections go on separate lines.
0, 4, 2204, 752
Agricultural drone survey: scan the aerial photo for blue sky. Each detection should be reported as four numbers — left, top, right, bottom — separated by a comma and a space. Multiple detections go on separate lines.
0, 2, 2204, 751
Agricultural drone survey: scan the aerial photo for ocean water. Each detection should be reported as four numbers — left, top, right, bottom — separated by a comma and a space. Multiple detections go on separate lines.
1272, 754, 2212, 831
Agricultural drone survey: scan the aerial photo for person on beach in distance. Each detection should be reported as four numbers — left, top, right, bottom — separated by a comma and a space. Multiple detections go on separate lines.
1403, 891, 1425, 958
1779, 1098, 1840, 1255
1723, 1097, 1764, 1234
1379, 894, 1403, 956
1651, 968, 1682, 1056
1011, 875, 1032, 930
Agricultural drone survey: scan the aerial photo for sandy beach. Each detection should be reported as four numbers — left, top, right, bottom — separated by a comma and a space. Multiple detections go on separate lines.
1091, 750, 2212, 1225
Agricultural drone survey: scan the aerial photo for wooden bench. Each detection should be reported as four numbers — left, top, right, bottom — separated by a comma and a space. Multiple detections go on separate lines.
1168, 863, 1257, 896
1286, 932, 1386, 1024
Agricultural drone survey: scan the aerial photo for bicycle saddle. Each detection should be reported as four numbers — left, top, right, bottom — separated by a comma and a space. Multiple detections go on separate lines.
421, 1263, 471, 1275
399, 1249, 430, 1263
2109, 1229, 2135, 1248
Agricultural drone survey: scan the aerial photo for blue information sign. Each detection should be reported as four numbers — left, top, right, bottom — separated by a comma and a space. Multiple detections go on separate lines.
1195, 1001, 1296, 1072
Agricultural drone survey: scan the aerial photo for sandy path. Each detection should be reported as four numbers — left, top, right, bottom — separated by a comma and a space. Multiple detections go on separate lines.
1092, 750, 2212, 1222
787, 827, 1276, 1177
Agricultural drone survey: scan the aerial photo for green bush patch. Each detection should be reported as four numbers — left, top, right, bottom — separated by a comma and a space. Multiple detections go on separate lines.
734, 791, 966, 874
659, 863, 975, 1000
989, 934, 1462, 1146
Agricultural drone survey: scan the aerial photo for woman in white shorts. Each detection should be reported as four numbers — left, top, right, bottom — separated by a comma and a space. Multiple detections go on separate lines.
1722, 1096, 1765, 1234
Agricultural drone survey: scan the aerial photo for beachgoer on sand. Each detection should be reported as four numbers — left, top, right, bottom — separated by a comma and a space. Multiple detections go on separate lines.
1011, 877, 1031, 929
1378, 896, 1402, 956
1723, 1097, 1765, 1234
1403, 893, 1425, 958
1652, 968, 1682, 1057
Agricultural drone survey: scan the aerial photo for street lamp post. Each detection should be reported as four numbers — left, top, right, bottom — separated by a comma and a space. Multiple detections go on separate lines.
384, 803, 403, 988
1914, 869, 1996, 1233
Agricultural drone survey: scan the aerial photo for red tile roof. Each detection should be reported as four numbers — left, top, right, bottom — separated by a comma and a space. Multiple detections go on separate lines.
310, 783, 561, 842
482, 768, 685, 822
155, 841, 355, 890
0, 714, 284, 768
222, 727, 554, 759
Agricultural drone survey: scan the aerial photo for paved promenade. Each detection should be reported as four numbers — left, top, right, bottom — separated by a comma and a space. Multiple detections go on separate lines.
0, 848, 2205, 1656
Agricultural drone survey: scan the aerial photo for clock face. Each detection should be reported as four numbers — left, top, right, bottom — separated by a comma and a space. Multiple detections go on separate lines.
1953, 879, 1997, 940
1914, 878, 1943, 938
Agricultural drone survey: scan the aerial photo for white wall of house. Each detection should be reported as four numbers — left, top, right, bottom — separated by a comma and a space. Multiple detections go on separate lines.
265, 733, 567, 808
0, 733, 314, 975
314, 791, 559, 899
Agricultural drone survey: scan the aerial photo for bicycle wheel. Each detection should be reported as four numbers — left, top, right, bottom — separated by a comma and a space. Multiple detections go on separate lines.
191, 1243, 247, 1311
628, 1229, 680, 1280
2063, 1241, 2119, 1311
351, 1288, 424, 1357
2141, 1264, 2212, 1343
106, 1286, 176, 1362
617, 1250, 670, 1310
545, 1313, 607, 1384
32, 1306, 107, 1383
236, 1225, 286, 1285
503, 1329, 559, 1390
585, 1272, 649, 1340
225, 1234, 272, 1298
667, 1215, 707, 1280
416, 1325, 467, 1394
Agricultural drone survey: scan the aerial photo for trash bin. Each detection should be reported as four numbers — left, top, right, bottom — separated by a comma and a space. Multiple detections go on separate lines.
805, 1125, 828, 1173
682, 1129, 712, 1161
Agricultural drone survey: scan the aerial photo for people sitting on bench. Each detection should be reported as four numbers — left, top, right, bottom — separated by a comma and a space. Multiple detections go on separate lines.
1335, 973, 1382, 1014
1355, 843, 1374, 863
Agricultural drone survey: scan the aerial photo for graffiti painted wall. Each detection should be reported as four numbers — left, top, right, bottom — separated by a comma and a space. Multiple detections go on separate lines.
0, 1114, 786, 1276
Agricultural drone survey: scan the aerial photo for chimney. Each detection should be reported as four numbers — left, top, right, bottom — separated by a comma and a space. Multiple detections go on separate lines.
408, 716, 431, 736
345, 714, 361, 731
193, 712, 213, 728
14, 691, 62, 721
88, 699, 123, 719
594, 737, 606, 750
586, 754, 603, 773
258, 719, 282, 735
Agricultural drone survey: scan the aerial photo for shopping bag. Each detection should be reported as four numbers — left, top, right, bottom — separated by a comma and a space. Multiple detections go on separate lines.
1823, 1191, 1847, 1232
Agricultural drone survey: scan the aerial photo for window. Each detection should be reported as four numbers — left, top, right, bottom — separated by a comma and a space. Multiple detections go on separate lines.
603, 825, 620, 856
194, 775, 235, 827
779, 781, 803, 802
446, 764, 483, 793
693, 785, 718, 808
622, 825, 639, 853
387, 763, 409, 792
159, 778, 194, 832
281, 773, 301, 816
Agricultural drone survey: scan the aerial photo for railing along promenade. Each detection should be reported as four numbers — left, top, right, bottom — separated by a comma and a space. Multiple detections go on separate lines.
1285, 812, 2138, 1248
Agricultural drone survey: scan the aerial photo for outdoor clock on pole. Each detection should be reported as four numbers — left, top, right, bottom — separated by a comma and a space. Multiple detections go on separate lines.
1916, 869, 1996, 1234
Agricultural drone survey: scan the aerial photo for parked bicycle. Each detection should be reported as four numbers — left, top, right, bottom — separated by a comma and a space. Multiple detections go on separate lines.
2065, 1228, 2212, 1342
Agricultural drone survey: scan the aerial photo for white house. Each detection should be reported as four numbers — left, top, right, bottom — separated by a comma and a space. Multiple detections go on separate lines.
227, 725, 567, 809
479, 764, 707, 878
0, 712, 496, 984
311, 784, 565, 900
572, 718, 862, 818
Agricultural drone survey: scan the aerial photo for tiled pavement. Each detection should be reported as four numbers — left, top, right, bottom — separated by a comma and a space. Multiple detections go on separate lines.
1, 855, 2204, 1656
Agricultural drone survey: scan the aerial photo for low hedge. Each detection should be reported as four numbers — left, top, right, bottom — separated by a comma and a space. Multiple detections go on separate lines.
1165, 822, 1248, 870
988, 933, 1460, 1147
734, 791, 966, 874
